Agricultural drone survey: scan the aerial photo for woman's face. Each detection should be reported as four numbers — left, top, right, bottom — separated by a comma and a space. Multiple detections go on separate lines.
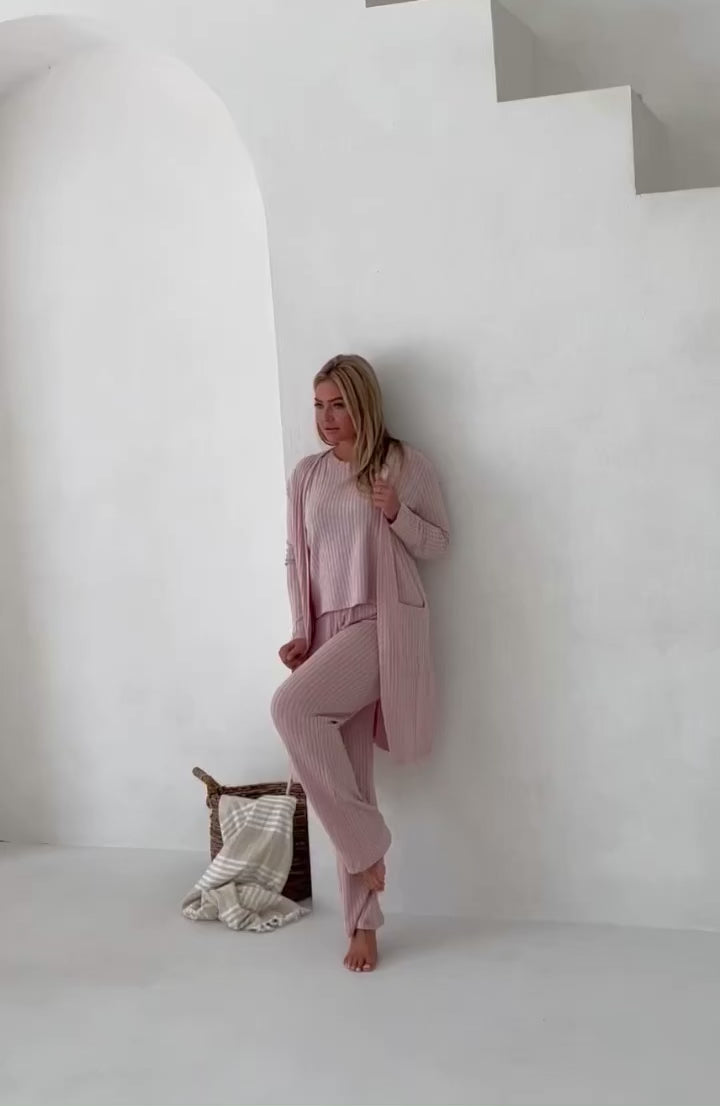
315, 380, 355, 446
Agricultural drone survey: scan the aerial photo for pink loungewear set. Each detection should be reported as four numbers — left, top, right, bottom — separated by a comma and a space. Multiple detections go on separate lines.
271, 445, 449, 934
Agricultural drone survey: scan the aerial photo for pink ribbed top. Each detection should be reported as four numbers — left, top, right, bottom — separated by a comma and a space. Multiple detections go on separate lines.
285, 451, 383, 638
304, 452, 381, 617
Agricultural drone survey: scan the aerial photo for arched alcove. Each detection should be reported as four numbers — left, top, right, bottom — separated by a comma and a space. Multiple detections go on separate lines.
0, 16, 287, 847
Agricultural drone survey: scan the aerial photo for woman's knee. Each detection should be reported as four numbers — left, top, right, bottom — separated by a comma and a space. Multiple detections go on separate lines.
271, 677, 305, 739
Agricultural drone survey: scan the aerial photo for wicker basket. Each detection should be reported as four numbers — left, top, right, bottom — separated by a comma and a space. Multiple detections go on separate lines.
192, 767, 312, 903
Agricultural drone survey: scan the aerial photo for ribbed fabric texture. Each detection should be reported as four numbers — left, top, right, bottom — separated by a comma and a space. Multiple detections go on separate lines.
271, 606, 388, 936
277, 443, 449, 930
306, 453, 380, 617
285, 453, 381, 638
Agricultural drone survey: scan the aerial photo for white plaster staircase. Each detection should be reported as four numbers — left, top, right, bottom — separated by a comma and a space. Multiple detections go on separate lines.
367, 0, 675, 197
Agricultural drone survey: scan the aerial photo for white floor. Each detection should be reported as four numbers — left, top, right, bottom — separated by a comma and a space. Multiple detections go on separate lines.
3, 846, 720, 1106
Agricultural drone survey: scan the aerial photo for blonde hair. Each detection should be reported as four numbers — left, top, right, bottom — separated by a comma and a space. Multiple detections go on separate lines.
314, 354, 402, 493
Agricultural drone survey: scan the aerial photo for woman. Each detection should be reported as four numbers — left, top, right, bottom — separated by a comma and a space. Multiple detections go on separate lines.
271, 354, 449, 972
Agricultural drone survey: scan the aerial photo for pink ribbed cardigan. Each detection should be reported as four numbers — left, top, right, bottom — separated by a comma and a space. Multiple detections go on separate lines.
285, 444, 449, 765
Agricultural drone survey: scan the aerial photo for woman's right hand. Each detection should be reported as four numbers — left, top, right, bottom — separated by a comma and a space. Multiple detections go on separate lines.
279, 638, 308, 671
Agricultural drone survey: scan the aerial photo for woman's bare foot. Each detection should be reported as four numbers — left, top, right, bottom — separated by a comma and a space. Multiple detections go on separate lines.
344, 929, 378, 973
361, 858, 386, 893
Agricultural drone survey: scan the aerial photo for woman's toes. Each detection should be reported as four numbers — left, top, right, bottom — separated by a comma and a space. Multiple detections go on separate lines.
344, 930, 378, 972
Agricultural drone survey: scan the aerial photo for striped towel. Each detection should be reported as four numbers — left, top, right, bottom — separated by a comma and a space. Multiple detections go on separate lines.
182, 793, 310, 932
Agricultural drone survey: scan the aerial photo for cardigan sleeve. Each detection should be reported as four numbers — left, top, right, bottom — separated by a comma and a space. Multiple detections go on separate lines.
389, 450, 450, 561
285, 543, 305, 640
285, 467, 306, 640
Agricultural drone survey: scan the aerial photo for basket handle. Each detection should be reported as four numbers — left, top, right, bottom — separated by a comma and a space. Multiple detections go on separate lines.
192, 766, 221, 795
194, 764, 297, 799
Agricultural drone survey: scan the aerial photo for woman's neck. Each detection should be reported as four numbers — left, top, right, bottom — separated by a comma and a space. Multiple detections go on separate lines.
332, 441, 355, 463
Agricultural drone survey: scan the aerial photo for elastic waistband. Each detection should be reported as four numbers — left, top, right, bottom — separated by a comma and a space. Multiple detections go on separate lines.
315, 603, 377, 632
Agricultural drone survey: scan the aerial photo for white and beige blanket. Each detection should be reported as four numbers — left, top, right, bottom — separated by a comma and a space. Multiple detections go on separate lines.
182, 792, 309, 932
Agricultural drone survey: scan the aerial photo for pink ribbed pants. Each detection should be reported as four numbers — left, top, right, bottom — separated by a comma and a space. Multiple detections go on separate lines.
271, 606, 390, 936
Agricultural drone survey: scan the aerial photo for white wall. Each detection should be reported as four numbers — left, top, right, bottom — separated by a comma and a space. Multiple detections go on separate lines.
0, 24, 287, 847
2, 0, 720, 932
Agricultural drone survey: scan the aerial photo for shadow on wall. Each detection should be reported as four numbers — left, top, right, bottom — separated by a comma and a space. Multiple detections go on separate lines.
0, 319, 56, 842
374, 345, 573, 920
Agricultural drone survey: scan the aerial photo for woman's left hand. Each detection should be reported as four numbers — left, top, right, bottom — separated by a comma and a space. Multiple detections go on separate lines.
372, 478, 400, 522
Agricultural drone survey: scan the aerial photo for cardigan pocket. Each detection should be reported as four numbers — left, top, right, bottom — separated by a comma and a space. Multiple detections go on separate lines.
391, 600, 430, 673
393, 542, 427, 609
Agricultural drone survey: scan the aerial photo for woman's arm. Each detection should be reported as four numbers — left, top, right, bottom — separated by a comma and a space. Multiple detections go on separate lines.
389, 451, 450, 561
